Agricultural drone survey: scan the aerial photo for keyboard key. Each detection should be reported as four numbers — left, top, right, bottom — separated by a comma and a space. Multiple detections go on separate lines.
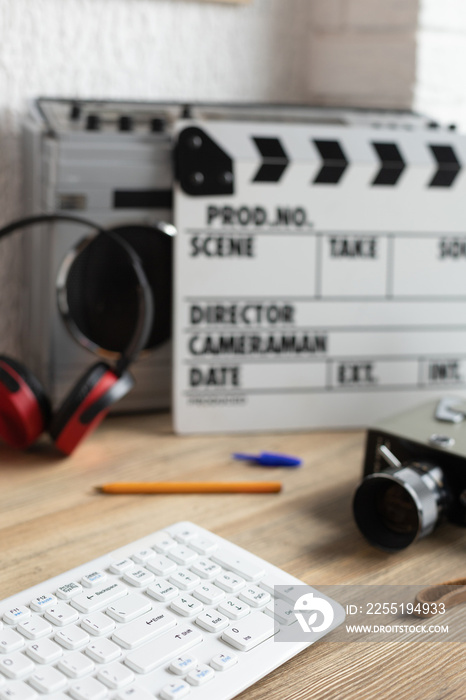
189, 538, 217, 556
106, 594, 152, 623
71, 582, 128, 614
169, 654, 198, 675
171, 526, 199, 544
193, 583, 225, 605
192, 583, 224, 606
44, 603, 79, 627
86, 638, 121, 664
159, 681, 190, 699
169, 570, 200, 592
195, 610, 229, 633
151, 533, 177, 554
97, 662, 134, 689
3, 608, 30, 626
81, 572, 107, 588
0, 681, 37, 700
16, 617, 52, 640
146, 580, 179, 603
108, 560, 134, 576
55, 625, 90, 650
239, 586, 271, 608
218, 597, 250, 620
185, 664, 215, 686
58, 651, 95, 678
210, 652, 238, 671
264, 598, 296, 625
81, 613, 115, 637
131, 550, 155, 566
259, 575, 301, 604
124, 625, 203, 674
123, 569, 154, 588
170, 595, 203, 617
222, 612, 275, 651
167, 547, 197, 566
214, 573, 245, 594
0, 653, 34, 680
0, 629, 24, 654
112, 610, 177, 650
69, 676, 108, 700
56, 582, 83, 600
116, 687, 153, 700
211, 550, 265, 582
30, 594, 57, 612
145, 556, 177, 577
26, 638, 62, 664
29, 666, 67, 693
189, 559, 221, 580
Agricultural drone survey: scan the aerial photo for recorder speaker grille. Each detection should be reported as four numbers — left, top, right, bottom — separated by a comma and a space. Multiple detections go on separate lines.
64, 224, 172, 354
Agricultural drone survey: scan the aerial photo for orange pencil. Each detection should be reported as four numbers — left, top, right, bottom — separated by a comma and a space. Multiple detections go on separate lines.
97, 481, 282, 494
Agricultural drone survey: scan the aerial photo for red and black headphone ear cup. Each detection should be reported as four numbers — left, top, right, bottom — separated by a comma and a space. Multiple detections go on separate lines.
0, 355, 51, 448
49, 362, 134, 456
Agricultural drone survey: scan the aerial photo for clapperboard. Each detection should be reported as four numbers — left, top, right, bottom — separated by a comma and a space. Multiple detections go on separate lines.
172, 115, 466, 433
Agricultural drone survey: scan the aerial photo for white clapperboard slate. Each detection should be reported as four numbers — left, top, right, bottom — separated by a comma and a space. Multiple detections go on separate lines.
173, 117, 466, 433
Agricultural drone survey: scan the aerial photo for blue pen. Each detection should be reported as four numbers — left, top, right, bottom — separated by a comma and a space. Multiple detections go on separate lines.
233, 451, 302, 467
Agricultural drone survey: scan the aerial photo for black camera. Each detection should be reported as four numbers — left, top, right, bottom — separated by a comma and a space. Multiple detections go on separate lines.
353, 398, 466, 551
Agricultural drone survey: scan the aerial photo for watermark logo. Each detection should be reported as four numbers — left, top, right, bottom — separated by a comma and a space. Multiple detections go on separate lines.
275, 585, 461, 644
293, 592, 335, 634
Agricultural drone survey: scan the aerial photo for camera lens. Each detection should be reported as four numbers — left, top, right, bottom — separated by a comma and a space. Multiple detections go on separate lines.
353, 465, 446, 552
376, 482, 420, 534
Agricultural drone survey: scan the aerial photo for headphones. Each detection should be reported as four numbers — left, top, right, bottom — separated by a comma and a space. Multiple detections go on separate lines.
0, 213, 172, 456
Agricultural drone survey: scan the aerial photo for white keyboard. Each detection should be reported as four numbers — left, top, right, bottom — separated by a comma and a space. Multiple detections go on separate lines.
0, 522, 344, 700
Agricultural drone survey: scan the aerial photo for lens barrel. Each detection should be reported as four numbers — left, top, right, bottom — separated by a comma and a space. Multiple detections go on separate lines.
353, 464, 446, 551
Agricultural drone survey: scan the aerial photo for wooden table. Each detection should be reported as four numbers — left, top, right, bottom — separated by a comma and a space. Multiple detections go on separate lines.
1, 413, 465, 699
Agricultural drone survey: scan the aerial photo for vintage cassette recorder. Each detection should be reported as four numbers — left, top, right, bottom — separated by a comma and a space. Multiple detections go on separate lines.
22, 98, 462, 416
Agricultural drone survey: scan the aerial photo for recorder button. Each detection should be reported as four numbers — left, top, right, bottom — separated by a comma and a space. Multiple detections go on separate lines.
119, 116, 133, 132
69, 103, 81, 121
86, 114, 100, 131
150, 118, 165, 133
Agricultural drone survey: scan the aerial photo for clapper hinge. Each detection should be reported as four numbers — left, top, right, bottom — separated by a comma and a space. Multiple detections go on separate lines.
175, 126, 235, 196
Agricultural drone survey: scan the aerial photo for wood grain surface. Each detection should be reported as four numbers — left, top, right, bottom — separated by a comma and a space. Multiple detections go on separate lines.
1, 412, 465, 699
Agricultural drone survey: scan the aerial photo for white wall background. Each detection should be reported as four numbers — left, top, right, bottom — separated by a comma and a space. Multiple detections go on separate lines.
414, 0, 466, 129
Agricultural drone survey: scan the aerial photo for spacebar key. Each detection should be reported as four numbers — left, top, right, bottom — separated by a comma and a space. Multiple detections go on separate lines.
125, 626, 203, 674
